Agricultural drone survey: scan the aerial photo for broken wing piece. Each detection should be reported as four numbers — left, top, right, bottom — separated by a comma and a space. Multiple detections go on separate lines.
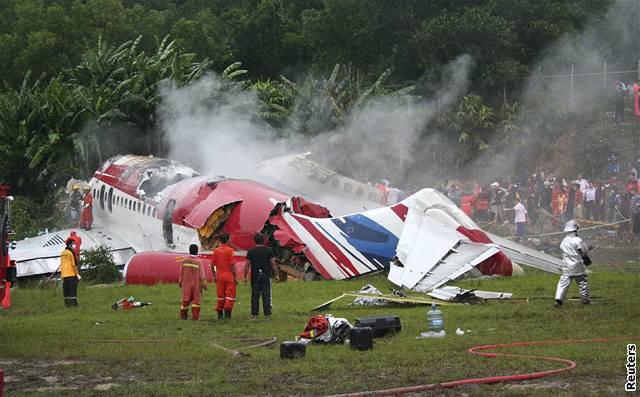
11, 228, 135, 277
427, 286, 513, 302
389, 206, 501, 292
487, 232, 562, 274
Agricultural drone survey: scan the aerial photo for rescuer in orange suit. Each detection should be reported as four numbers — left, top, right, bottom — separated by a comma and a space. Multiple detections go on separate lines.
212, 233, 236, 320
68, 230, 82, 263
179, 244, 207, 320
78, 185, 93, 230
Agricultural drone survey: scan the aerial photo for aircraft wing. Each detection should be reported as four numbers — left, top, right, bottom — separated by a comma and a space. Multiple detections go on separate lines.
486, 232, 562, 274
388, 206, 501, 292
11, 228, 135, 277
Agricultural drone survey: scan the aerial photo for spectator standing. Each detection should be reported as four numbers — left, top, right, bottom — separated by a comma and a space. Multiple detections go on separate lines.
576, 174, 589, 195
557, 188, 568, 226
567, 184, 576, 220
447, 184, 461, 207
490, 182, 505, 224
608, 187, 622, 223
511, 198, 528, 240
574, 183, 584, 220
594, 181, 606, 221
584, 182, 596, 220
607, 151, 621, 176
614, 81, 628, 123
244, 233, 280, 319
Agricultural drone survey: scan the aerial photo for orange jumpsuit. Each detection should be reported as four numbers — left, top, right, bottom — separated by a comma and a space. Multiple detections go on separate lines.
179, 257, 207, 320
79, 192, 93, 230
212, 244, 236, 313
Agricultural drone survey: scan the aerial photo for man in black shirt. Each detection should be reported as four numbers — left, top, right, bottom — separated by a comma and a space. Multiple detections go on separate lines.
244, 233, 279, 319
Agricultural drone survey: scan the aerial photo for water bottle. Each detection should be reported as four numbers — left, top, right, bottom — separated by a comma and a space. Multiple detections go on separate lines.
427, 303, 444, 332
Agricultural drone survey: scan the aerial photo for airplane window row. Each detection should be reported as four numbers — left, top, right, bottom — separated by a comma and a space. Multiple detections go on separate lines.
328, 179, 378, 201
94, 186, 157, 218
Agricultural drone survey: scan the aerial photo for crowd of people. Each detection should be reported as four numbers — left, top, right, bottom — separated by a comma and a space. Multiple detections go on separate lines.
441, 154, 640, 239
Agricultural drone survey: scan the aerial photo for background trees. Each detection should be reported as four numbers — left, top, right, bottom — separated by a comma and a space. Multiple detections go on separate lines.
0, 0, 631, 204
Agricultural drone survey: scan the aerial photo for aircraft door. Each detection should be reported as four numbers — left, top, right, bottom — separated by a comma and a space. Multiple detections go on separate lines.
163, 199, 176, 248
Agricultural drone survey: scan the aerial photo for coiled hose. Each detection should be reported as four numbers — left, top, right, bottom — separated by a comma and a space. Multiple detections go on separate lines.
325, 336, 639, 397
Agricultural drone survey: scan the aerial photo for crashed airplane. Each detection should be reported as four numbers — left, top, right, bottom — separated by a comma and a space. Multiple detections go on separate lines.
11, 154, 562, 291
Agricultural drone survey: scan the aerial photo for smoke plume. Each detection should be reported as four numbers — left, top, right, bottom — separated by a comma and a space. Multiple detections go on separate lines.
159, 55, 474, 188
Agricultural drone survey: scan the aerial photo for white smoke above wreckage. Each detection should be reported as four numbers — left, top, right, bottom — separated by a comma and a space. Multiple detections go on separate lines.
466, 0, 640, 181
158, 55, 474, 189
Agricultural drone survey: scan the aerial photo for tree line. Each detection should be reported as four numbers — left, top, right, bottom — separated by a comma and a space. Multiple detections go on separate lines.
0, 0, 628, 203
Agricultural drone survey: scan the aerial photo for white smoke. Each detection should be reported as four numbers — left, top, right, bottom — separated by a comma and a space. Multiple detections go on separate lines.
310, 54, 473, 184
467, 0, 639, 182
158, 54, 474, 189
158, 77, 290, 178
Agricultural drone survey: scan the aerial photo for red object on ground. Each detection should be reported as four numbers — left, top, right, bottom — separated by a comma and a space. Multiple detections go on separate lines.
323, 336, 640, 397
1, 367, 4, 397
299, 315, 330, 339
125, 252, 214, 285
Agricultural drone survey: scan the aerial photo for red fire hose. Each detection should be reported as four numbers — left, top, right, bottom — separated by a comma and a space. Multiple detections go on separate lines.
325, 336, 639, 397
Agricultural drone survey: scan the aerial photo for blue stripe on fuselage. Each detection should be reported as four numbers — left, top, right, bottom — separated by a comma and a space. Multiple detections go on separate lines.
330, 214, 398, 267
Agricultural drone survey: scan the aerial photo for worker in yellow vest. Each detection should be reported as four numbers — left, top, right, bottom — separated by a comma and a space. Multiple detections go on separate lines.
60, 239, 80, 307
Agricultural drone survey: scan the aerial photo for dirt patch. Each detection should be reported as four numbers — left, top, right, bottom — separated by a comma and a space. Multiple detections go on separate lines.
1, 359, 125, 394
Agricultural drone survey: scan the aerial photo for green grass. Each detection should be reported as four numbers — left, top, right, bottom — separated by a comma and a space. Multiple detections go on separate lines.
1, 264, 639, 396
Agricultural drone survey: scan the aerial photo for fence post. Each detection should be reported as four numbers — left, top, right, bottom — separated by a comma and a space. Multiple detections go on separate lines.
570, 64, 575, 110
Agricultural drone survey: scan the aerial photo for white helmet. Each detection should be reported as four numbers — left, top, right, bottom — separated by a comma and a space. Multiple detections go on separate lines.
563, 220, 579, 232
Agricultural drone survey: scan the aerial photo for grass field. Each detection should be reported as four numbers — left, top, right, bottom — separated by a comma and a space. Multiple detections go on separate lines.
1, 262, 639, 396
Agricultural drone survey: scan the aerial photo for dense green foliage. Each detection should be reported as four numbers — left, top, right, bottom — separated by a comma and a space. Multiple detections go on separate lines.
0, 0, 614, 92
81, 244, 121, 284
1, 0, 635, 203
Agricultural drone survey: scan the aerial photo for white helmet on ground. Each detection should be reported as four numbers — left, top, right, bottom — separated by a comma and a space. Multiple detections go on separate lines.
563, 219, 579, 232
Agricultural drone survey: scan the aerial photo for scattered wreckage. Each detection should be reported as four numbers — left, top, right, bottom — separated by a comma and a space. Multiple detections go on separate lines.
12, 154, 562, 294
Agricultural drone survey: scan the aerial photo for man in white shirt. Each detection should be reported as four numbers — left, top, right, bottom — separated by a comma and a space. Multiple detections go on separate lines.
584, 182, 596, 220
511, 197, 527, 240
576, 174, 589, 194
554, 220, 592, 307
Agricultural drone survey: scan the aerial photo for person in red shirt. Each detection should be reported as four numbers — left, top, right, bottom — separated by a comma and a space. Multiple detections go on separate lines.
212, 234, 236, 319
68, 230, 82, 263
78, 186, 93, 230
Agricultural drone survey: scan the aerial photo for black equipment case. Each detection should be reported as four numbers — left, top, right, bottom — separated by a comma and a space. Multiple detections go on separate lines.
349, 327, 373, 350
354, 315, 401, 337
280, 341, 306, 359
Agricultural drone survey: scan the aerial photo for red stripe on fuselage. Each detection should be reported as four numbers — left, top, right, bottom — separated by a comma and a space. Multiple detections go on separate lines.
293, 216, 360, 278
302, 249, 333, 280
391, 203, 408, 221
456, 226, 513, 276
